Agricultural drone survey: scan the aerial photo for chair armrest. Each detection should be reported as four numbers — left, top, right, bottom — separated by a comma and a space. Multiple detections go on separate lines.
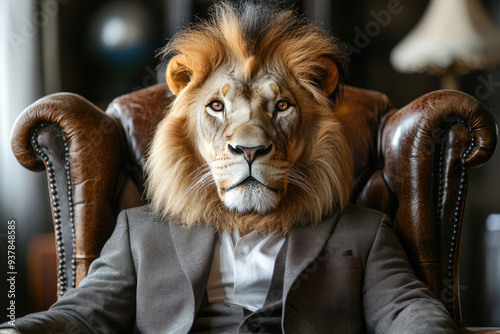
11, 93, 124, 296
380, 89, 498, 320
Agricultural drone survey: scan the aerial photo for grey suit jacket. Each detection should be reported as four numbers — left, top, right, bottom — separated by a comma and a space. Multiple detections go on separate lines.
4, 204, 457, 333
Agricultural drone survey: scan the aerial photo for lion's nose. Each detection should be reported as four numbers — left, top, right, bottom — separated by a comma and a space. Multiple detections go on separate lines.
228, 144, 273, 166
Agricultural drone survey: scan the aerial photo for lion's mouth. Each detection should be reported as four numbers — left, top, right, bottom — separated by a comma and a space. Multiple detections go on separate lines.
226, 176, 278, 193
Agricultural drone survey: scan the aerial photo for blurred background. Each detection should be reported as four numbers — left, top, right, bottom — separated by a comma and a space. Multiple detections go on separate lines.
1, 0, 499, 326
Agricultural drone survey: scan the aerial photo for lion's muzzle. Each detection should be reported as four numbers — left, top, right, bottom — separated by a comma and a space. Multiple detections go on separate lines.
228, 144, 273, 169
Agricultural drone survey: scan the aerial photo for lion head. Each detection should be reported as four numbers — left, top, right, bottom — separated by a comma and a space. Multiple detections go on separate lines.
145, 2, 353, 235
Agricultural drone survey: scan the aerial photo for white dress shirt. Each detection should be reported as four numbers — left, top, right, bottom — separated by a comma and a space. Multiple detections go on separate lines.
207, 230, 286, 312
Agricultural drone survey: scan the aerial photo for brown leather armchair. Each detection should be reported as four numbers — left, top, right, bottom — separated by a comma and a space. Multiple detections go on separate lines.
11, 83, 499, 332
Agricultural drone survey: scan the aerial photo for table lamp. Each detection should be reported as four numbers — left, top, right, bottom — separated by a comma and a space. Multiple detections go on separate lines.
390, 0, 500, 89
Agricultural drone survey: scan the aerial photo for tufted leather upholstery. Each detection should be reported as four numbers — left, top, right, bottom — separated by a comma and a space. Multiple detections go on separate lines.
10, 83, 498, 330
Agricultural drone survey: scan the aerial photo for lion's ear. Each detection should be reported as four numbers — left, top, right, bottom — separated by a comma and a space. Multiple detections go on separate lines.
166, 55, 192, 95
318, 58, 339, 97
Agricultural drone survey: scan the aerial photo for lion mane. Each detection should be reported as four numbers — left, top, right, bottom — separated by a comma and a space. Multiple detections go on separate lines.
145, 1, 353, 236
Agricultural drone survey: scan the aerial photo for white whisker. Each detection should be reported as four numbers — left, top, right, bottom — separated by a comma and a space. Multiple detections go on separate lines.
179, 162, 216, 204
287, 166, 314, 194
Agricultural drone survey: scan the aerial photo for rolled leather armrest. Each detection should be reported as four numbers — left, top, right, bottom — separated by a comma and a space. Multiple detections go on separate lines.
380, 89, 498, 320
11, 93, 124, 296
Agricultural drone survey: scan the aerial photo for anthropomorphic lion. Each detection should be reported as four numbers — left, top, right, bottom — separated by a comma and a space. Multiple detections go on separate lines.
1, 2, 457, 334
144, 1, 353, 236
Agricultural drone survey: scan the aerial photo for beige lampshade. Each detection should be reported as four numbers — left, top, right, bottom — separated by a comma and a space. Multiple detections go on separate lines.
391, 0, 500, 75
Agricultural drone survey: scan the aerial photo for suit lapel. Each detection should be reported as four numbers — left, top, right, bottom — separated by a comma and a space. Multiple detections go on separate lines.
167, 211, 342, 324
283, 211, 342, 299
169, 221, 216, 322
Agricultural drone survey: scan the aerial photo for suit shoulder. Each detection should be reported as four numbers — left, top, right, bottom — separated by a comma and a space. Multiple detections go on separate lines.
118, 205, 167, 231
120, 204, 156, 219
333, 204, 390, 242
341, 203, 387, 226
330, 204, 391, 261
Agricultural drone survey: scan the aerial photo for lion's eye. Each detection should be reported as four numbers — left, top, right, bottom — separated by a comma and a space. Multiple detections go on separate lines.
276, 100, 291, 112
208, 100, 224, 112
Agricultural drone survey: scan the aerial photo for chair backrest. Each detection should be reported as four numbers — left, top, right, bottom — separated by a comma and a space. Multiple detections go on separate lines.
11, 83, 497, 322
